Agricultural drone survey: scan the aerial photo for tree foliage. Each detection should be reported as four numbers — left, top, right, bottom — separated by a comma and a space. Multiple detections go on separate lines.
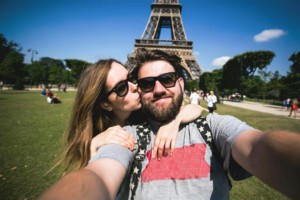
199, 69, 222, 92
0, 32, 298, 100
65, 59, 91, 86
222, 51, 275, 99
281, 51, 300, 99
185, 79, 199, 92
199, 69, 223, 101
0, 34, 25, 88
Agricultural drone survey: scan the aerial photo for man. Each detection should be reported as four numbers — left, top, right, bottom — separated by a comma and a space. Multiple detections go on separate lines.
189, 88, 201, 105
40, 49, 300, 200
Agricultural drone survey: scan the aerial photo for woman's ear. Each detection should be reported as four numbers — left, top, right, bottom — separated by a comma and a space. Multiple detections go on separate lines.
100, 101, 113, 112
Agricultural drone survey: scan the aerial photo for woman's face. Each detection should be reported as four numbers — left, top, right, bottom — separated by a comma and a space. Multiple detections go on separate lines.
105, 62, 141, 114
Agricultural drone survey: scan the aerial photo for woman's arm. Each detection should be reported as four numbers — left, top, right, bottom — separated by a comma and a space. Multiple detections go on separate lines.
90, 126, 136, 157
152, 104, 204, 159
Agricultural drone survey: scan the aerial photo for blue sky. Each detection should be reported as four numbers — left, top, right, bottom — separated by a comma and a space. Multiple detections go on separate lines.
1, 0, 299, 76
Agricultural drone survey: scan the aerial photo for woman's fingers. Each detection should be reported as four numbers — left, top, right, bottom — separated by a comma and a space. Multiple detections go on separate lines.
153, 133, 178, 160
163, 140, 171, 157
170, 140, 176, 156
106, 129, 136, 150
90, 126, 136, 156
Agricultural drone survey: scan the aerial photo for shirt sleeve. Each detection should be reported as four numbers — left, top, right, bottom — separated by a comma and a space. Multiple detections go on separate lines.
89, 144, 134, 171
89, 125, 137, 171
206, 113, 257, 180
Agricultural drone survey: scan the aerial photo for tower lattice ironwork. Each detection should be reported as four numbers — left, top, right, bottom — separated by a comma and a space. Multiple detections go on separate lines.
127, 0, 202, 80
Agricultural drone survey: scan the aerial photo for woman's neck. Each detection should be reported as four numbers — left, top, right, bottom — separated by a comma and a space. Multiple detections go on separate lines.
111, 112, 130, 127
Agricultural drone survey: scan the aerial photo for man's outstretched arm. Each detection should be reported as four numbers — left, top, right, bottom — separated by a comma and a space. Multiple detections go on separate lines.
39, 158, 126, 200
232, 130, 300, 199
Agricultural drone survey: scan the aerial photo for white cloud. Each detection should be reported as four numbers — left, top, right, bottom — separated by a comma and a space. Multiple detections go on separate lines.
254, 29, 286, 42
211, 56, 231, 67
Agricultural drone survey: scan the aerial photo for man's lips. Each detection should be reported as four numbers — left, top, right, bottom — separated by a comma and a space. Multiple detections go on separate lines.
151, 96, 171, 103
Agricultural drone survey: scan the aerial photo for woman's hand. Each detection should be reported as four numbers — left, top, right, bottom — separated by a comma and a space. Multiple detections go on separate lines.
152, 119, 180, 160
90, 125, 136, 157
152, 104, 204, 160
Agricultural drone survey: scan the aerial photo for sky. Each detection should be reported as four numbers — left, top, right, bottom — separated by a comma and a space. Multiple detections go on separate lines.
1, 0, 299, 76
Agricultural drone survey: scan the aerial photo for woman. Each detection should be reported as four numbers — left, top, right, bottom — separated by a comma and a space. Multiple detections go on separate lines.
62, 59, 203, 173
288, 98, 298, 118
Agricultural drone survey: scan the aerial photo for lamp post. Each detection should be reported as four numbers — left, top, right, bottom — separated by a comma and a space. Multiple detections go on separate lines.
28, 48, 38, 63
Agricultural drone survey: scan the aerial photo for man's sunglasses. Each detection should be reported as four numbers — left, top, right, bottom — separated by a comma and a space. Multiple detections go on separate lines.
105, 74, 137, 98
137, 72, 178, 92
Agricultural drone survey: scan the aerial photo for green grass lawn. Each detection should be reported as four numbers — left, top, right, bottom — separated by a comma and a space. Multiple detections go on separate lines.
1, 91, 299, 200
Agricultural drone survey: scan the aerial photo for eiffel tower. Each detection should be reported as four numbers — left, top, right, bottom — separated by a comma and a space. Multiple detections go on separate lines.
127, 0, 202, 80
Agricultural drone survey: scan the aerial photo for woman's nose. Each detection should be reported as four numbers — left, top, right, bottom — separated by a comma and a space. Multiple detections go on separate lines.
129, 81, 138, 92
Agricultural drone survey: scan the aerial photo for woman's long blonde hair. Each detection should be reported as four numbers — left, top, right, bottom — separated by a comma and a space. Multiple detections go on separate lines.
62, 59, 122, 172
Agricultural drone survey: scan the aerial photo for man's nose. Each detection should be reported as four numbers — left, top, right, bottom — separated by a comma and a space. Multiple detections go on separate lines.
152, 80, 166, 94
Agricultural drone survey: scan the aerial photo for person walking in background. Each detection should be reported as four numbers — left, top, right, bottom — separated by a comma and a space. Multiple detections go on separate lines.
282, 98, 288, 110
189, 88, 201, 105
206, 90, 217, 113
286, 98, 291, 111
288, 98, 298, 118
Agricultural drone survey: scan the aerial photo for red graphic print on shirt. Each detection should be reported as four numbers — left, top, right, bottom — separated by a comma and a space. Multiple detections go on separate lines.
141, 143, 210, 182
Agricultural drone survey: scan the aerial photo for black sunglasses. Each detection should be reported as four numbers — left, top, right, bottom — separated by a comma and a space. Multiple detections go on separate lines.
137, 72, 178, 92
105, 74, 137, 98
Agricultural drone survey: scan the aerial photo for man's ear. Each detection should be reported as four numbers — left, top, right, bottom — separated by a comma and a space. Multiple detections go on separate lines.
100, 101, 113, 112
178, 77, 184, 90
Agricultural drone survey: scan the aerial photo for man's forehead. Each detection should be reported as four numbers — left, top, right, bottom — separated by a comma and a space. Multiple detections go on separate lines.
138, 60, 174, 78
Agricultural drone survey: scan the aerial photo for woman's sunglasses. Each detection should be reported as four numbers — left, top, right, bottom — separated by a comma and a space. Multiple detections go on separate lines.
105, 74, 137, 98
137, 72, 178, 92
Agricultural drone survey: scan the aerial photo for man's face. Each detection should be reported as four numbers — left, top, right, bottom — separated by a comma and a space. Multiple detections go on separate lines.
138, 60, 184, 123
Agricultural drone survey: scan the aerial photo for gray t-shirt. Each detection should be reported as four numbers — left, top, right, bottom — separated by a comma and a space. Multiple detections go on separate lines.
90, 113, 256, 199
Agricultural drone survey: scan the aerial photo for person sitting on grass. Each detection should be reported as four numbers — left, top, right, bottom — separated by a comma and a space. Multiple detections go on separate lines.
47, 93, 61, 104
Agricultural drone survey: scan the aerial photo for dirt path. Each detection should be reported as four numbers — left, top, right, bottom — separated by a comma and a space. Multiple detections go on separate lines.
222, 100, 299, 119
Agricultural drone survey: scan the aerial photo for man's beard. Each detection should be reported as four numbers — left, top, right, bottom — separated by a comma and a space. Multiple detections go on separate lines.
141, 90, 183, 123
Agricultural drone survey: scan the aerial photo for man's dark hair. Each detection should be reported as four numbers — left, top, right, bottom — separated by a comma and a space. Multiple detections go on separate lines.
129, 48, 183, 81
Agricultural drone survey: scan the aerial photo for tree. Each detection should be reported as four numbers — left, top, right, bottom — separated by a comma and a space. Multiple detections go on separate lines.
186, 79, 198, 92
65, 59, 91, 86
199, 72, 213, 94
242, 75, 264, 98
288, 51, 300, 74
199, 69, 223, 102
282, 51, 300, 99
26, 62, 45, 86
222, 51, 275, 100
266, 71, 282, 99
36, 57, 64, 85
0, 34, 25, 89
48, 59, 65, 84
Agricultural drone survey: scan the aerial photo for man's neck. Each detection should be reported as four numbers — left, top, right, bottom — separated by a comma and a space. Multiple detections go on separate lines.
147, 119, 162, 134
